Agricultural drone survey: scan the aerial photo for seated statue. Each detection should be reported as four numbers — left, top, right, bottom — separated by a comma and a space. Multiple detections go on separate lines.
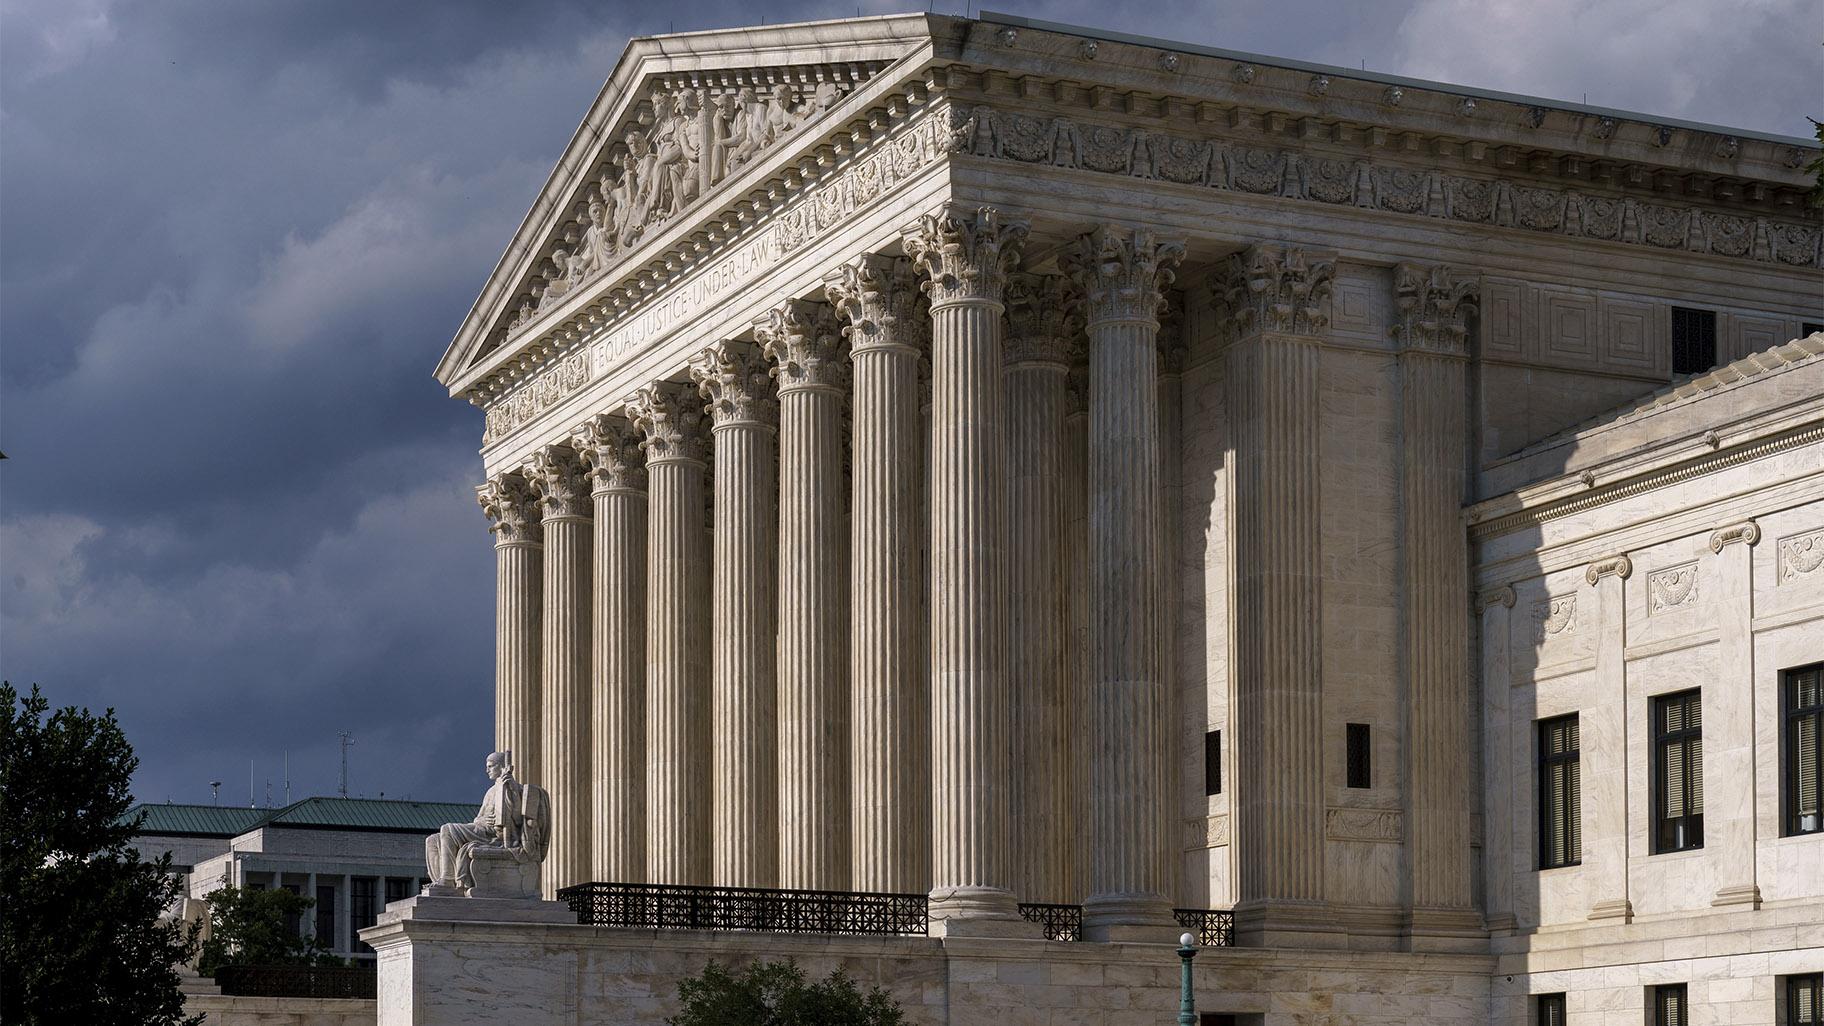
423, 751, 550, 899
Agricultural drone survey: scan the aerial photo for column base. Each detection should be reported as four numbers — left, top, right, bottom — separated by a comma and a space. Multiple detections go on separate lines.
1587, 898, 1633, 923
1404, 906, 1488, 953
377, 894, 578, 928
1484, 912, 1519, 934
1082, 891, 1177, 943
1711, 884, 1762, 909
928, 886, 1038, 938
1233, 899, 1347, 949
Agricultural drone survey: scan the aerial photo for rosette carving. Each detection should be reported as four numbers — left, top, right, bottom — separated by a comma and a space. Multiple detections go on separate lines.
623, 380, 710, 465
901, 204, 1029, 307
756, 299, 848, 393
690, 340, 778, 428
527, 444, 593, 520
1213, 243, 1335, 338
573, 414, 647, 493
1004, 273, 1077, 366
477, 473, 544, 545
824, 255, 927, 356
1391, 263, 1480, 355
1060, 225, 1186, 325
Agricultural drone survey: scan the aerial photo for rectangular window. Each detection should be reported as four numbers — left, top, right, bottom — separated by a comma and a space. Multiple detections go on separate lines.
1204, 730, 1222, 796
314, 884, 335, 943
1671, 307, 1717, 376
352, 877, 377, 953
1346, 723, 1372, 789
1789, 973, 1822, 1026
1787, 663, 1824, 835
385, 876, 412, 905
1534, 993, 1566, 1026
1652, 690, 1704, 853
1538, 714, 1582, 869
1652, 984, 1688, 1026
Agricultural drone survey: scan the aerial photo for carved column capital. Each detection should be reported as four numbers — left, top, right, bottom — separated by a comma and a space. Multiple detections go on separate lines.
824, 255, 928, 357
756, 300, 848, 394
901, 204, 1029, 308
1157, 294, 1187, 376
1709, 520, 1761, 553
1391, 263, 1480, 356
527, 445, 593, 521
1065, 360, 1090, 417
690, 340, 778, 429
478, 473, 544, 545
1474, 584, 1516, 614
1212, 243, 1336, 339
573, 414, 647, 494
623, 380, 710, 466
1585, 554, 1635, 586
1004, 273, 1077, 367
1061, 225, 1185, 326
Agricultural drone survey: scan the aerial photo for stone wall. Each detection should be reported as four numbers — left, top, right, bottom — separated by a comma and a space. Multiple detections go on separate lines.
186, 994, 374, 1026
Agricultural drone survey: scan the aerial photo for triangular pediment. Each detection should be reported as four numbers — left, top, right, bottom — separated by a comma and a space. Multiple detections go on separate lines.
435, 15, 942, 389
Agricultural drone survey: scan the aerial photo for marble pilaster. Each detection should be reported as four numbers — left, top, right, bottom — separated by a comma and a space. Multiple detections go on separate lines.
690, 341, 781, 889
624, 381, 713, 886
478, 474, 543, 790
575, 416, 648, 884
1474, 586, 1517, 933
1709, 521, 1762, 908
758, 299, 852, 892
1584, 554, 1635, 923
903, 205, 1030, 933
528, 445, 594, 896
1063, 226, 1184, 940
827, 255, 931, 895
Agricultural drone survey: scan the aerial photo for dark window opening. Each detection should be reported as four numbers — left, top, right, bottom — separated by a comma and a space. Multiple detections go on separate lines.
1785, 663, 1824, 836
1788, 973, 1822, 1026
1346, 723, 1372, 789
1538, 714, 1582, 869
1534, 993, 1566, 1026
315, 884, 336, 944
1802, 322, 1823, 338
1652, 690, 1704, 853
385, 876, 413, 905
1652, 984, 1688, 1026
1671, 307, 1717, 376
352, 877, 378, 954
1203, 730, 1222, 796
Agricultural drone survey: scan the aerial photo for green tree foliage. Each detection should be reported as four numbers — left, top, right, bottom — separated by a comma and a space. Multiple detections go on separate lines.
0, 681, 201, 1026
668, 959, 906, 1026
197, 885, 343, 975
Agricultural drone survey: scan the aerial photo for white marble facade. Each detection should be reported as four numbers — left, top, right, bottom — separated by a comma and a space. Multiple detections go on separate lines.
421, 11, 1824, 1022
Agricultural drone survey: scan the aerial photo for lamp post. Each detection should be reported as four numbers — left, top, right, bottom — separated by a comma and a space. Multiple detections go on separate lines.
1177, 931, 1198, 1025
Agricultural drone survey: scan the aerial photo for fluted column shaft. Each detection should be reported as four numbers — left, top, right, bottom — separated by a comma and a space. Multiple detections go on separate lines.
479, 476, 543, 790
578, 417, 647, 884
1063, 364, 1091, 905
904, 206, 1029, 930
530, 447, 593, 896
829, 257, 931, 894
626, 382, 712, 885
1218, 245, 1334, 944
692, 342, 780, 888
1003, 273, 1075, 905
760, 302, 850, 891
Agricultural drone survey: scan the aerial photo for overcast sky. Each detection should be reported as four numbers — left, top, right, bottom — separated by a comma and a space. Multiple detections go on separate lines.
2, 0, 1818, 809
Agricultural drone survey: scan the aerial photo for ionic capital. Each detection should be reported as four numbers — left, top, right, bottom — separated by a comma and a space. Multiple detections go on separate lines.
527, 445, 593, 521
1212, 243, 1336, 339
1061, 225, 1185, 326
691, 340, 778, 429
901, 204, 1029, 308
1473, 585, 1516, 614
1708, 520, 1761, 553
1391, 263, 1480, 356
573, 414, 647, 494
1004, 273, 1077, 367
623, 380, 710, 466
478, 473, 544, 546
824, 255, 928, 357
757, 299, 848, 394
1584, 554, 1634, 586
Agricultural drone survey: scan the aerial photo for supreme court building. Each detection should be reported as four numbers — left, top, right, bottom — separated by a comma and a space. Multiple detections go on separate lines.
371, 12, 1824, 1025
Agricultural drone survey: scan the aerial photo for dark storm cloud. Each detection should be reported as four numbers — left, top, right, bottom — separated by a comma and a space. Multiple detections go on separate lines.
2, 0, 1814, 806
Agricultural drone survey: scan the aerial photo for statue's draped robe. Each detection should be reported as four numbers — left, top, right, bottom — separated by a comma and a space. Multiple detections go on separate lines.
426, 777, 519, 887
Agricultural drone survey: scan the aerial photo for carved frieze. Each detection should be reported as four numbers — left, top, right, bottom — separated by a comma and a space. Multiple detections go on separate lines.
573, 414, 647, 494
1184, 814, 1230, 850
1647, 562, 1700, 613
477, 473, 543, 545
1390, 263, 1479, 355
1779, 528, 1824, 584
902, 204, 1029, 307
1325, 806, 1403, 844
691, 340, 778, 428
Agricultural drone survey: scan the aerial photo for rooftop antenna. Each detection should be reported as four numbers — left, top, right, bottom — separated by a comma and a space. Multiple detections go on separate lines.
249, 759, 255, 808
338, 731, 356, 798
264, 779, 272, 808
210, 781, 222, 805
284, 751, 291, 805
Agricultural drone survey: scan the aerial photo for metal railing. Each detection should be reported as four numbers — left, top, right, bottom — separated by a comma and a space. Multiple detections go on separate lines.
1016, 902, 1083, 941
213, 964, 377, 999
557, 881, 929, 937
1171, 907, 1236, 948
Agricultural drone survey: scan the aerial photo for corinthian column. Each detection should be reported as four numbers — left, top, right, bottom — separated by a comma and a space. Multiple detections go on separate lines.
478, 474, 542, 788
1002, 272, 1076, 905
1391, 263, 1483, 947
624, 381, 712, 885
528, 445, 593, 896
1063, 358, 1091, 905
903, 205, 1030, 933
828, 255, 931, 895
690, 341, 780, 889
1062, 227, 1185, 940
575, 416, 647, 884
1215, 244, 1335, 946
758, 300, 851, 892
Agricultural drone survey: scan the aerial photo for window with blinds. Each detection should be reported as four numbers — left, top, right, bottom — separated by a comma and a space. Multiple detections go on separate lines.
1670, 307, 1717, 376
1204, 730, 1222, 796
1652, 690, 1704, 853
1786, 664, 1824, 836
1652, 984, 1688, 1026
1789, 973, 1822, 1026
1534, 993, 1566, 1026
1538, 714, 1582, 869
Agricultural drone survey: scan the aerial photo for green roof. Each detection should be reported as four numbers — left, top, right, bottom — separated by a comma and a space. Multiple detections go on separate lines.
126, 797, 479, 839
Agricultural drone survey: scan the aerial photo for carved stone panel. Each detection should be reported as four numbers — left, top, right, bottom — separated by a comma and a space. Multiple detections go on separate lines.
1325, 806, 1404, 844
1646, 562, 1700, 615
1778, 528, 1824, 585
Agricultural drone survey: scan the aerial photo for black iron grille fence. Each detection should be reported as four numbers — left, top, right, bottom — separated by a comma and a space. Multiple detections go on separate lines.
1016, 902, 1083, 941
1172, 907, 1237, 947
214, 964, 377, 999
557, 882, 928, 937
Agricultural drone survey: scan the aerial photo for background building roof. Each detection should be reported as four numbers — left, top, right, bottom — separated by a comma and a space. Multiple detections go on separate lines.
126, 796, 479, 839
